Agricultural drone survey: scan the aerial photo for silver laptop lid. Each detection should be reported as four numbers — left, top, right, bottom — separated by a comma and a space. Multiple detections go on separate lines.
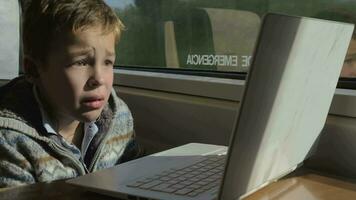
219, 13, 354, 200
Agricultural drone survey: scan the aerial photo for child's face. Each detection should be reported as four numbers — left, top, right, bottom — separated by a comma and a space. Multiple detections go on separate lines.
36, 25, 116, 123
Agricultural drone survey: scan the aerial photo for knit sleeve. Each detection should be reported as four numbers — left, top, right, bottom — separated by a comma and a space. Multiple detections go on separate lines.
0, 131, 35, 188
117, 130, 146, 164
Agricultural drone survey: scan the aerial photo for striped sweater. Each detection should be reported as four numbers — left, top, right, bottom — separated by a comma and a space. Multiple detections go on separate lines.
0, 77, 137, 187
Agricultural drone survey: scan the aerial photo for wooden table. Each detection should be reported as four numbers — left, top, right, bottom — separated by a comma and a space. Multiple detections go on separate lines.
0, 180, 122, 200
245, 172, 356, 200
1, 171, 356, 200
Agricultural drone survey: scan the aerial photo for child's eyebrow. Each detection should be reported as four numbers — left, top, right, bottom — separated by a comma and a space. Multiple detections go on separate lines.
106, 49, 115, 57
69, 47, 93, 57
345, 53, 356, 61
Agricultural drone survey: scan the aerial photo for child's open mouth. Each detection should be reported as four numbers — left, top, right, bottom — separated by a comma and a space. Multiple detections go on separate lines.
81, 96, 105, 109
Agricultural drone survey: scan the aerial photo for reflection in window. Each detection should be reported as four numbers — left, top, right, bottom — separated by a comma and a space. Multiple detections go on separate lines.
106, 0, 356, 77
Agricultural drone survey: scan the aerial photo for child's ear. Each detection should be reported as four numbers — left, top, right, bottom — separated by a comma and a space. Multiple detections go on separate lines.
23, 56, 40, 83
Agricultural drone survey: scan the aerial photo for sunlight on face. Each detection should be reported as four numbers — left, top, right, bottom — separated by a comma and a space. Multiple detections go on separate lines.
37, 25, 116, 123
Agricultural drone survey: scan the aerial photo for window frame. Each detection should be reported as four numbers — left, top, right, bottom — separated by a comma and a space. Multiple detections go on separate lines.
114, 67, 356, 118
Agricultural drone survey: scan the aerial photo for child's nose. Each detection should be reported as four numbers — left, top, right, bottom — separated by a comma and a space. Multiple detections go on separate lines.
87, 68, 105, 88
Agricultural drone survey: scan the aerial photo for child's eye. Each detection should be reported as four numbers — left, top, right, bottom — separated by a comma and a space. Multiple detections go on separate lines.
74, 60, 88, 67
104, 60, 114, 67
345, 58, 354, 65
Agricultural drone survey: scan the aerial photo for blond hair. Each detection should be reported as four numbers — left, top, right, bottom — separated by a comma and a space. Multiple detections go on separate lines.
23, 0, 124, 63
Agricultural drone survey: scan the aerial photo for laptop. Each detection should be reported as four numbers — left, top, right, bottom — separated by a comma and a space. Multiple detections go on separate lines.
67, 13, 354, 200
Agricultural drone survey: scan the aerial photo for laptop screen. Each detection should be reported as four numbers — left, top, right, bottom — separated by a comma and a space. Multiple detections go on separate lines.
220, 13, 354, 200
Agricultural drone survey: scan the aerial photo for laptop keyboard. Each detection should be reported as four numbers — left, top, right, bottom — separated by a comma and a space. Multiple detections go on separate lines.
126, 155, 226, 197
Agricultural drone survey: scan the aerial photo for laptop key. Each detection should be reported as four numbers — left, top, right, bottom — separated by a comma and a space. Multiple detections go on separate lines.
175, 171, 187, 175
166, 180, 179, 184
139, 180, 163, 189
158, 176, 171, 181
174, 188, 194, 195
190, 171, 201, 176
195, 180, 210, 186
176, 177, 187, 181
127, 181, 145, 187
187, 191, 201, 197
210, 168, 221, 173
139, 178, 156, 183
181, 168, 194, 173
189, 177, 201, 182
179, 180, 194, 186
201, 183, 216, 190
195, 174, 209, 179
204, 171, 216, 176
187, 184, 204, 190
150, 183, 177, 193
170, 184, 186, 190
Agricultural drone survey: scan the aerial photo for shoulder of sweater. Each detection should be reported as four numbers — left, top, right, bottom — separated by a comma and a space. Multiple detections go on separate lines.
110, 89, 133, 119
106, 90, 134, 136
0, 125, 50, 144
0, 77, 47, 141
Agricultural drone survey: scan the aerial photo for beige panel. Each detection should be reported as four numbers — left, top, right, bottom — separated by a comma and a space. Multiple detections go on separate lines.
305, 115, 356, 179
114, 85, 239, 154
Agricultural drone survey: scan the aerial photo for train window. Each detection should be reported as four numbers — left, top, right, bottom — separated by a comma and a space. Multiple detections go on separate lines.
105, 0, 356, 80
105, 0, 260, 74
0, 1, 20, 80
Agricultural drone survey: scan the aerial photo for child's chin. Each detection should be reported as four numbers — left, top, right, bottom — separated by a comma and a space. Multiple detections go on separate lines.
80, 110, 102, 122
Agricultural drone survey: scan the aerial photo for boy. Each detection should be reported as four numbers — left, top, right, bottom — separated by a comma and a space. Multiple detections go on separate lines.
0, 0, 141, 187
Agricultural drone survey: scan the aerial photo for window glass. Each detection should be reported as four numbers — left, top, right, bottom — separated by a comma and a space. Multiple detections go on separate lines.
111, 1, 356, 76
